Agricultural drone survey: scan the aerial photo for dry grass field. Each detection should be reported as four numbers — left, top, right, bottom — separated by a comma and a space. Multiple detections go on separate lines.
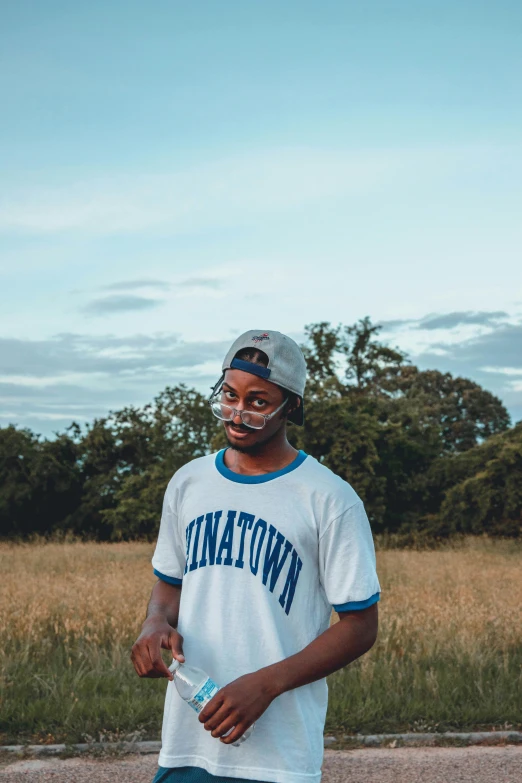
0, 537, 521, 744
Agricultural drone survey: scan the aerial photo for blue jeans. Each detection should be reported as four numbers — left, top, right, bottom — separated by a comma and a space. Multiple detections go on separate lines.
152, 766, 270, 783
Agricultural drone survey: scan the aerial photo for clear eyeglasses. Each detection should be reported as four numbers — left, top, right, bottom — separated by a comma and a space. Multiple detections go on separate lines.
209, 395, 288, 430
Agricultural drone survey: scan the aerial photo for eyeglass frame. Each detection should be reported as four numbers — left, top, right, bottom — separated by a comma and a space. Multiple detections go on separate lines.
208, 389, 289, 430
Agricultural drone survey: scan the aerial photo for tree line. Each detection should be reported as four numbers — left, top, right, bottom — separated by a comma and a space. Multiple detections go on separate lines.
1, 318, 520, 541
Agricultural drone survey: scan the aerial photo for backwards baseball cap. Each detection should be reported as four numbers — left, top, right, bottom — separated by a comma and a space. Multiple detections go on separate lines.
211, 329, 307, 426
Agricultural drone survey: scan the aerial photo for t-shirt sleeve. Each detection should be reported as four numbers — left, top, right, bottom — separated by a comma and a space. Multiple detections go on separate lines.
151, 483, 185, 585
319, 500, 381, 612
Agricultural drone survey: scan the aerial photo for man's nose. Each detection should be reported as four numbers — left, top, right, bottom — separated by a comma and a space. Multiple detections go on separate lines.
232, 407, 244, 424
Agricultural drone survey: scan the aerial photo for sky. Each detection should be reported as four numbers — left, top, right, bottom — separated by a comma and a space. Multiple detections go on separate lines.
1, 0, 522, 439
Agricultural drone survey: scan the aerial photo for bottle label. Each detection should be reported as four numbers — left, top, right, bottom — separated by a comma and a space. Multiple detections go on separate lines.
187, 677, 220, 713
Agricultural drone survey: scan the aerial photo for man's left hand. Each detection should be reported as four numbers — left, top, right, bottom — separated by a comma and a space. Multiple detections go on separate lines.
198, 670, 275, 744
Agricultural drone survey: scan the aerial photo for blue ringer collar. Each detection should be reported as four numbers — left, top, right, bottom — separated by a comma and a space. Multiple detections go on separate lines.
215, 449, 308, 484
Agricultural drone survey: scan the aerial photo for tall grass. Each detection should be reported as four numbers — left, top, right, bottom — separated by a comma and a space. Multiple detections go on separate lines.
328, 537, 522, 734
0, 537, 520, 744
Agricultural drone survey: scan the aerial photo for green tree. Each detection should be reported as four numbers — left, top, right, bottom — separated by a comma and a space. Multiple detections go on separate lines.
298, 318, 512, 535
0, 425, 41, 537
428, 424, 522, 537
302, 317, 407, 396
293, 393, 386, 527
296, 318, 408, 527
0, 425, 81, 538
1, 318, 517, 542
395, 366, 510, 453
99, 385, 218, 539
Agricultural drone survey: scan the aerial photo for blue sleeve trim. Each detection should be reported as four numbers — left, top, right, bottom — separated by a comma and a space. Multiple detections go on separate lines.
333, 592, 380, 612
154, 569, 183, 586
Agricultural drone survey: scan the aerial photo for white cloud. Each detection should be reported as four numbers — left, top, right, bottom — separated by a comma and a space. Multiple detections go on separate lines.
100, 278, 170, 291
82, 295, 163, 315
1, 144, 508, 237
480, 366, 522, 377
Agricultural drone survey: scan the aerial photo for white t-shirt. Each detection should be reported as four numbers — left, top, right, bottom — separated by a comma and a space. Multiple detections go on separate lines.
151, 449, 381, 783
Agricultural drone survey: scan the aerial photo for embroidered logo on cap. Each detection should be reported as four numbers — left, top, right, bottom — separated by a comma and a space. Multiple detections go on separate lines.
252, 333, 270, 342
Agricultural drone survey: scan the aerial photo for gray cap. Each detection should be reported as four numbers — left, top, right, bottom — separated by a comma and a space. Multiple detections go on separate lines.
213, 329, 307, 426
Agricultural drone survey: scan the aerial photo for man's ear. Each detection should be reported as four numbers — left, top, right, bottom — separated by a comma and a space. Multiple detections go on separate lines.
284, 396, 301, 420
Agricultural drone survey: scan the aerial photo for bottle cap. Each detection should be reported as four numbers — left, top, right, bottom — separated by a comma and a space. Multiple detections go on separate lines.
169, 659, 181, 673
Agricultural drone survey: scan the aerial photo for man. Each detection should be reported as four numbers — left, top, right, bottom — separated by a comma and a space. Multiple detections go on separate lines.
131, 329, 381, 783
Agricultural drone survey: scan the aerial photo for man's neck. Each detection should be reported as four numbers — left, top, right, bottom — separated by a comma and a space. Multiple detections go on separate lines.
223, 432, 299, 476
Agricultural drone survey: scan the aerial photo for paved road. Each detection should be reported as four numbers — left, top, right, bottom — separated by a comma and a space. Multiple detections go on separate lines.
1, 747, 522, 783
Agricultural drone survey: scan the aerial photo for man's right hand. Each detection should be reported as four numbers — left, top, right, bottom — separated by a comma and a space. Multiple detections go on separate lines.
131, 616, 185, 680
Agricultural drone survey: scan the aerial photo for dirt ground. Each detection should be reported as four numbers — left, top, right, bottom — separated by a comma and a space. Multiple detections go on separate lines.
1, 747, 522, 783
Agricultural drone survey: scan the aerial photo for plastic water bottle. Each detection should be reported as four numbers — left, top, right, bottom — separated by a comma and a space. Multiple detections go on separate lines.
168, 659, 255, 747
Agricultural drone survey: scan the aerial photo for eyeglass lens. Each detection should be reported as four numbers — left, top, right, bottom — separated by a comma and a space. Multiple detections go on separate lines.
210, 400, 266, 429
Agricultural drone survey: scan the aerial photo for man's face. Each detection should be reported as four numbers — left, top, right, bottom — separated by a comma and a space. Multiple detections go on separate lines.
220, 368, 287, 453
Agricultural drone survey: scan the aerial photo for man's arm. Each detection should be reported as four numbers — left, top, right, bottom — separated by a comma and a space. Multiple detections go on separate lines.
131, 579, 185, 680
146, 578, 183, 628
197, 604, 378, 745
259, 603, 378, 699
